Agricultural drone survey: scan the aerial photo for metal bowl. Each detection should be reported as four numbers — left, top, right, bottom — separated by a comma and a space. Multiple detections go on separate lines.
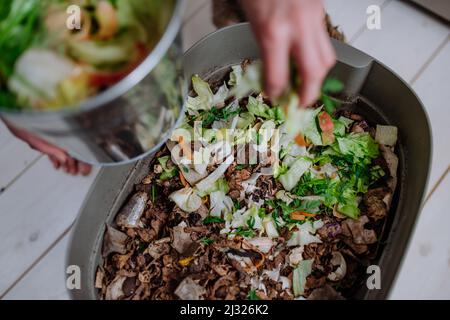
0, 0, 186, 165
67, 23, 432, 300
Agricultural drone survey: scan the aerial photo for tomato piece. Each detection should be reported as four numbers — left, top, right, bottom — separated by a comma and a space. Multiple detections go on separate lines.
319, 111, 335, 145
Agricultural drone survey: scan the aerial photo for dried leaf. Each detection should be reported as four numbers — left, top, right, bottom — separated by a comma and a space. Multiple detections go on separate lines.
105, 275, 126, 300
175, 277, 206, 300
102, 225, 128, 257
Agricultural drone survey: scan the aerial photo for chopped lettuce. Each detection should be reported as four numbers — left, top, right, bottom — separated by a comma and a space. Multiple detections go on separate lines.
210, 191, 234, 217
287, 221, 323, 247
375, 125, 398, 146
229, 62, 263, 99
228, 65, 243, 87
279, 158, 312, 191
169, 187, 202, 213
196, 155, 234, 193
292, 259, 314, 297
333, 119, 347, 137
197, 178, 229, 197
157, 156, 177, 180
301, 107, 323, 146
262, 216, 279, 239
257, 120, 277, 152
335, 132, 380, 163
231, 205, 264, 232
236, 112, 256, 129
246, 96, 284, 122
186, 75, 229, 114
284, 94, 322, 145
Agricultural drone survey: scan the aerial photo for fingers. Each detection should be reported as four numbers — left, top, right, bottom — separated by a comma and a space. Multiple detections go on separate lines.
49, 155, 61, 170
292, 32, 323, 107
78, 162, 93, 176
292, 23, 335, 107
316, 24, 337, 73
258, 23, 291, 98
64, 155, 78, 175
48, 154, 92, 176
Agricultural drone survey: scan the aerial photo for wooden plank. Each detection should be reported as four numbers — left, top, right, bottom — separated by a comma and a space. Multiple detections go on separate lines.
2, 232, 71, 300
412, 39, 450, 193
0, 157, 99, 296
351, 0, 449, 82
0, 122, 40, 191
182, 0, 217, 52
390, 173, 450, 299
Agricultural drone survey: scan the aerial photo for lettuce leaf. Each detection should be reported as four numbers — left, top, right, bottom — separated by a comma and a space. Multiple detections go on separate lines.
375, 125, 398, 146
246, 96, 284, 122
336, 133, 379, 163
279, 158, 312, 191
169, 187, 202, 213
228, 65, 243, 87
292, 259, 314, 297
186, 75, 229, 114
284, 94, 322, 145
158, 156, 177, 180
210, 190, 234, 217
229, 62, 263, 99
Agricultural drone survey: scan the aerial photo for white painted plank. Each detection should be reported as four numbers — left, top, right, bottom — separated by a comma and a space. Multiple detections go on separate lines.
2, 233, 71, 300
0, 122, 40, 191
323, 0, 389, 41
182, 0, 217, 52
351, 0, 449, 82
412, 39, 450, 193
390, 173, 450, 299
0, 157, 99, 296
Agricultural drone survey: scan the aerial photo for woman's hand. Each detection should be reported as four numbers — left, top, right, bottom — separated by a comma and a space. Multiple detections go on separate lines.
5, 123, 92, 176
240, 0, 336, 106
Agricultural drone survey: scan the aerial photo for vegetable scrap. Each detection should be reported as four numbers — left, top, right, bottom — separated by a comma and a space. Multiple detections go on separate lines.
98, 61, 399, 300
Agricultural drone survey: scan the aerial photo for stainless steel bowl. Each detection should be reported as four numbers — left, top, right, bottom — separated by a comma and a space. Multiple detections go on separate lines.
0, 0, 186, 165
67, 23, 432, 300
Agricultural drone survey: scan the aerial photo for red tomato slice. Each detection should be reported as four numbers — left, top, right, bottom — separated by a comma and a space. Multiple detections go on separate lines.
319, 111, 335, 145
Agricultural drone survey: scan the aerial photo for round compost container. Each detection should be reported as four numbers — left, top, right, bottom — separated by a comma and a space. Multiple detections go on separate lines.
67, 23, 431, 300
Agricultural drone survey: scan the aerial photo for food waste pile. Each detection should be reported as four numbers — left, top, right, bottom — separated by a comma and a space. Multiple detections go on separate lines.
97, 62, 399, 300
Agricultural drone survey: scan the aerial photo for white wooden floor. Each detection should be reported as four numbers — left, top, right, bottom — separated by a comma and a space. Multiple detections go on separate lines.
1, 0, 449, 300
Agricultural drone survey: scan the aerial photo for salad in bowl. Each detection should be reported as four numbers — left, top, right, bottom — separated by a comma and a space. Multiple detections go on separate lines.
0, 0, 175, 110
